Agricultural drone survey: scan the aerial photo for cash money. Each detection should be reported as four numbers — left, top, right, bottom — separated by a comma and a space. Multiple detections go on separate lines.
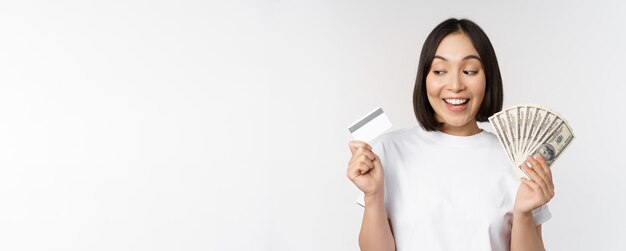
489, 104, 575, 178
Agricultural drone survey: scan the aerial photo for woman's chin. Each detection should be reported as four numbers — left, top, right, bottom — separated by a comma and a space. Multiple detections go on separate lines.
442, 119, 473, 128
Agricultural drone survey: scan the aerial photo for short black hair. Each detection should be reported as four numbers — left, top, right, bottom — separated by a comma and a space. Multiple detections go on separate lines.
413, 18, 503, 131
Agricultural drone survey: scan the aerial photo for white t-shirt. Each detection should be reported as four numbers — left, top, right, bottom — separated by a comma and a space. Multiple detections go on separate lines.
356, 126, 551, 251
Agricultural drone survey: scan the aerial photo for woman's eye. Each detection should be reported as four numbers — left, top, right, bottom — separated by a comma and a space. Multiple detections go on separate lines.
432, 70, 446, 75
463, 70, 478, 75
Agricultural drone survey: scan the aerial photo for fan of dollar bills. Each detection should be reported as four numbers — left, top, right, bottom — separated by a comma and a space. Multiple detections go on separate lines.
488, 104, 575, 178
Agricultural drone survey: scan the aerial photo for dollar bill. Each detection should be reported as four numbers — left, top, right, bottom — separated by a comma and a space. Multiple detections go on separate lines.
524, 116, 561, 162
517, 106, 526, 157
527, 120, 575, 166
506, 108, 519, 161
489, 104, 575, 178
489, 114, 514, 166
498, 111, 516, 163
522, 106, 537, 158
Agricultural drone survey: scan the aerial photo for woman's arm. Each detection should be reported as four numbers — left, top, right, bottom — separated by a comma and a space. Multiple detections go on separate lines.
510, 214, 544, 251
359, 192, 395, 251
511, 154, 554, 251
347, 141, 395, 251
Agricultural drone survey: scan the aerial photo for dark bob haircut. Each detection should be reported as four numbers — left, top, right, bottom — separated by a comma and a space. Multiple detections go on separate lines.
413, 18, 503, 131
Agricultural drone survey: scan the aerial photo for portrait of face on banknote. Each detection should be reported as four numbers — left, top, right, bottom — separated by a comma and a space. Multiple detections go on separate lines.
536, 143, 556, 165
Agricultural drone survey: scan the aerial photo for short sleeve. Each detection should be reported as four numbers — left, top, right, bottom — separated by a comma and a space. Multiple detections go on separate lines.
532, 204, 552, 225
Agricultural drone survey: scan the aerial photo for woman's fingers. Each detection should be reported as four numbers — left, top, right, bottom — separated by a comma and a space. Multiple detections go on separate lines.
533, 154, 555, 192
347, 142, 377, 180
346, 141, 384, 195
348, 146, 376, 166
528, 155, 554, 194
522, 155, 554, 202
357, 159, 374, 171
348, 140, 374, 163
525, 156, 547, 183
520, 177, 540, 191
358, 147, 376, 161
348, 160, 371, 178
349, 140, 371, 154
356, 160, 374, 174
521, 161, 548, 198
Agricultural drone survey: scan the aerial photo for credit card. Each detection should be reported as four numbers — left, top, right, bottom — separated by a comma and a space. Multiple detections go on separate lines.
348, 107, 392, 142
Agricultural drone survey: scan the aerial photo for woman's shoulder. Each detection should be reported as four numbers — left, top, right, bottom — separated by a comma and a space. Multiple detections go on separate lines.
479, 129, 503, 145
370, 126, 422, 146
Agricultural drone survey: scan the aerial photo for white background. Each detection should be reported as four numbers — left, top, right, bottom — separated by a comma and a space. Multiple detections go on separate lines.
1, 0, 625, 250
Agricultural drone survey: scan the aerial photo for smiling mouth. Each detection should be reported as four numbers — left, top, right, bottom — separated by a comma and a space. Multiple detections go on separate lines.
444, 98, 469, 105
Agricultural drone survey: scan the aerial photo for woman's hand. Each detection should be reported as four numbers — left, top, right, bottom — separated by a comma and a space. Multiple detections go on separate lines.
347, 140, 385, 197
513, 154, 555, 215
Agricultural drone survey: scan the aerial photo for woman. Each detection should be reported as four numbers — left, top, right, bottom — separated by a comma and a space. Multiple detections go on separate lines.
347, 18, 555, 251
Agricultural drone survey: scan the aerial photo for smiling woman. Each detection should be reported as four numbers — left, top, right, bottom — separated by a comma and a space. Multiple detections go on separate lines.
426, 33, 487, 136
347, 18, 555, 251
414, 19, 503, 135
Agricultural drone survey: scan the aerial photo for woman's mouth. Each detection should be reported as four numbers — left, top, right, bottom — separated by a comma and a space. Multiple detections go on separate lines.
443, 98, 469, 112
444, 98, 469, 105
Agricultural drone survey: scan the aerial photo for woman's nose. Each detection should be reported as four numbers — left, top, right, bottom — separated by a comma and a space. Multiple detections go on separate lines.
447, 73, 466, 92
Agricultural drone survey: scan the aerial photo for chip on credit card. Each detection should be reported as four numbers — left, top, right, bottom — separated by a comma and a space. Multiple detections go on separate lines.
348, 107, 392, 142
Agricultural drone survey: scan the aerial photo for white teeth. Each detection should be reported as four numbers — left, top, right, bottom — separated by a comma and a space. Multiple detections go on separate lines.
444, 98, 469, 105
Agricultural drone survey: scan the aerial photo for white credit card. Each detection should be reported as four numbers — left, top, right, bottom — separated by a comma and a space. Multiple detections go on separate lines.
348, 106, 392, 142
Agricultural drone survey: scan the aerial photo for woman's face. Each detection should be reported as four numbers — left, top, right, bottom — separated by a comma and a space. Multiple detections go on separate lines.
426, 32, 485, 135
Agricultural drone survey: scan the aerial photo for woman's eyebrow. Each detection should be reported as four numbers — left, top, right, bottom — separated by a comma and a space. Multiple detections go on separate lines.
463, 55, 482, 62
433, 55, 481, 62
433, 55, 447, 61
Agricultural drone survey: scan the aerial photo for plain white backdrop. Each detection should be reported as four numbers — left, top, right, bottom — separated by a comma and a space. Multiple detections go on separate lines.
0, 0, 625, 250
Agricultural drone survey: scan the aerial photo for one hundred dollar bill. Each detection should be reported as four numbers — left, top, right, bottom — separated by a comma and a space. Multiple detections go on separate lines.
489, 104, 575, 178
